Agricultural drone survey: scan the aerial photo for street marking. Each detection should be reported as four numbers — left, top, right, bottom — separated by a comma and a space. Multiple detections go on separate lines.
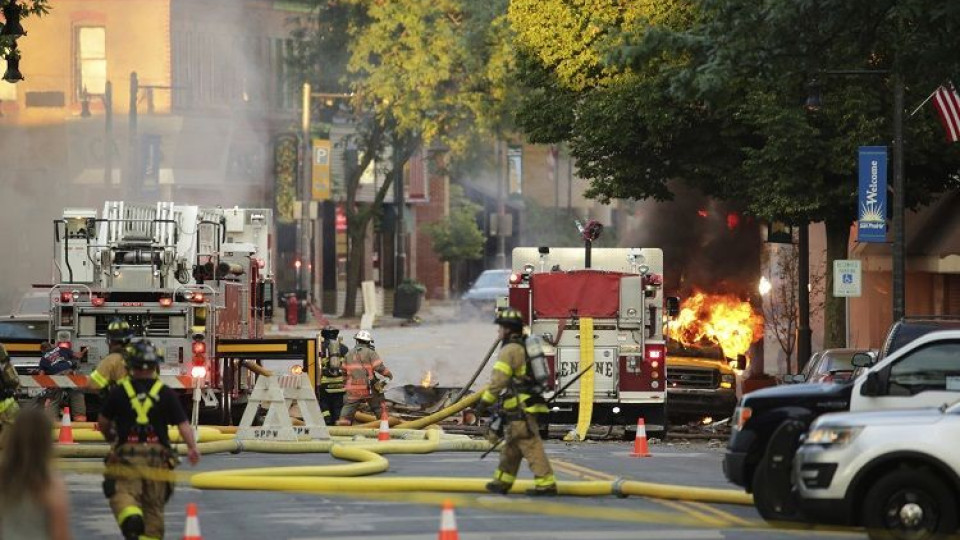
684, 500, 755, 527
289, 530, 725, 540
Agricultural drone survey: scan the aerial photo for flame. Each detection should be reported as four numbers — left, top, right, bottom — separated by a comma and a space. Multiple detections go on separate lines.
666, 291, 764, 362
421, 370, 433, 387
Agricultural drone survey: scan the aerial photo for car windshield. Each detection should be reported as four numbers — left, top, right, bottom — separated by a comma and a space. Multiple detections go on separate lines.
472, 271, 510, 289
822, 352, 856, 373
0, 320, 50, 339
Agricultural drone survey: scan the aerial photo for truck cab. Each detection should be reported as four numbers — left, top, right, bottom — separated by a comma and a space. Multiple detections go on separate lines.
666, 341, 738, 422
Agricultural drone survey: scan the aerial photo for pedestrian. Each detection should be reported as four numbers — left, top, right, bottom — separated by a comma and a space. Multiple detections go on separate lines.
318, 326, 348, 423
0, 408, 72, 540
475, 307, 556, 496
0, 343, 20, 444
336, 330, 393, 426
87, 318, 134, 392
98, 340, 200, 540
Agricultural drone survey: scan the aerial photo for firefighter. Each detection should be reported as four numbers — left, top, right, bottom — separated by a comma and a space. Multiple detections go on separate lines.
0, 344, 20, 444
87, 318, 134, 393
37, 341, 89, 421
98, 340, 200, 540
336, 330, 393, 426
475, 307, 556, 496
318, 326, 348, 423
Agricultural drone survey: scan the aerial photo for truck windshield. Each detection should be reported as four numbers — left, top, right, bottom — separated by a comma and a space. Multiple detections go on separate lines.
667, 340, 724, 361
0, 320, 50, 339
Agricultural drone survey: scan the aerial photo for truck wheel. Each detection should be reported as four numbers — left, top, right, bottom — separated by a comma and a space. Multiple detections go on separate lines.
861, 468, 957, 540
751, 420, 807, 523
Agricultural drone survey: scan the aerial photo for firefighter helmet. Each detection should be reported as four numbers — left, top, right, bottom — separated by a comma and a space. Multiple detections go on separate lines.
354, 330, 373, 343
494, 307, 524, 330
106, 319, 134, 344
125, 340, 162, 371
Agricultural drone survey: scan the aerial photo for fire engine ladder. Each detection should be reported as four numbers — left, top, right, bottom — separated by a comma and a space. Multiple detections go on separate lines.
102, 201, 177, 247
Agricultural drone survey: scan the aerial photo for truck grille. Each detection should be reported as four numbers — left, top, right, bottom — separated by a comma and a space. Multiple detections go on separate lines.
667, 367, 719, 389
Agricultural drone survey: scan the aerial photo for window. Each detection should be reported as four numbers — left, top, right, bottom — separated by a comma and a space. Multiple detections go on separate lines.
0, 81, 16, 101
77, 27, 107, 97
888, 341, 960, 396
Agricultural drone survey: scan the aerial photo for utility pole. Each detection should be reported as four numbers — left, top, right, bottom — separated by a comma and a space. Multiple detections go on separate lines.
495, 139, 506, 269
128, 72, 139, 198
797, 223, 812, 371
393, 133, 406, 286
892, 73, 905, 322
103, 81, 113, 185
299, 82, 312, 307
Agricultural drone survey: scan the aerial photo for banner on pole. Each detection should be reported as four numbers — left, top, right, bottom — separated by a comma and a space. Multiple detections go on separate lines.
857, 146, 888, 243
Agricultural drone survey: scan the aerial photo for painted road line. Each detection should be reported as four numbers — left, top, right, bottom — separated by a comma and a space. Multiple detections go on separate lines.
684, 500, 755, 527
289, 530, 725, 540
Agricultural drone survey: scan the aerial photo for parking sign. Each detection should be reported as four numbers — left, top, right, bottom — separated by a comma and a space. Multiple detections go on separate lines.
833, 260, 862, 297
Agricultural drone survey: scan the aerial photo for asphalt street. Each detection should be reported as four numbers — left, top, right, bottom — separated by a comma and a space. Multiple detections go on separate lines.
62, 440, 866, 540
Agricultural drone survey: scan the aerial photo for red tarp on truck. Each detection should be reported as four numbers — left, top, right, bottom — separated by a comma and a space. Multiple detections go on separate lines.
530, 270, 626, 318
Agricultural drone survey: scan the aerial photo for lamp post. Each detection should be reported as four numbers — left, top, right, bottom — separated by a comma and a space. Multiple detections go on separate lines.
806, 70, 905, 323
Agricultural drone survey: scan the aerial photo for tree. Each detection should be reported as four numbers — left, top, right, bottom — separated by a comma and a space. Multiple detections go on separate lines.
424, 185, 484, 293
0, 0, 51, 72
509, 0, 960, 348
291, 0, 515, 316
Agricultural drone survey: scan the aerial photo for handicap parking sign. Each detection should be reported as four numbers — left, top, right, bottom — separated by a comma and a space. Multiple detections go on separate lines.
833, 260, 862, 297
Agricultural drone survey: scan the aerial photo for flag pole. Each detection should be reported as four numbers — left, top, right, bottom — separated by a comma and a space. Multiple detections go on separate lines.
909, 86, 941, 118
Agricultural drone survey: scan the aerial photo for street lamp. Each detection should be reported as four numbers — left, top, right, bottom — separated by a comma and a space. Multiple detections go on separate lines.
806, 69, 906, 322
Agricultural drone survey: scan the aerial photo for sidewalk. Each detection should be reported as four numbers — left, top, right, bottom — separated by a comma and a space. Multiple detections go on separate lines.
267, 299, 461, 334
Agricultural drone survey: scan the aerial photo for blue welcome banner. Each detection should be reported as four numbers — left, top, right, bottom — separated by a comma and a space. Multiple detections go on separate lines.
857, 146, 888, 243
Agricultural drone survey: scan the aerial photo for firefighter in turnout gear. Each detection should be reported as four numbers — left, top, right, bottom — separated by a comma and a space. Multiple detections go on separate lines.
98, 340, 199, 540
475, 307, 556, 496
87, 318, 134, 393
336, 330, 393, 426
0, 344, 20, 444
318, 326, 348, 422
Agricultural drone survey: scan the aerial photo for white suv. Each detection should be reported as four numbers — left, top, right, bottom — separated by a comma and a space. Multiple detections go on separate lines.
795, 403, 960, 540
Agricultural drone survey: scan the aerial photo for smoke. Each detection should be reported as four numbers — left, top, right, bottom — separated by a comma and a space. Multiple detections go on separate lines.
0, 0, 293, 313
619, 182, 762, 300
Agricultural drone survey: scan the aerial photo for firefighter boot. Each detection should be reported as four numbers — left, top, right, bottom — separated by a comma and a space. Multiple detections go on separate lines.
485, 480, 511, 495
120, 514, 145, 540
525, 484, 558, 497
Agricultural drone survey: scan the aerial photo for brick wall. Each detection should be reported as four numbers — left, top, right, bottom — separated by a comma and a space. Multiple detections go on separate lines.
414, 152, 450, 299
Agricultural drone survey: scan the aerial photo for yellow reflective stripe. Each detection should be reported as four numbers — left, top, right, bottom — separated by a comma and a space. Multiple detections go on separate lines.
148, 379, 164, 399
492, 361, 513, 376
322, 410, 331, 418
502, 397, 519, 409
0, 397, 14, 413
90, 370, 109, 389
494, 469, 516, 484
481, 390, 497, 404
121, 378, 136, 398
525, 404, 549, 413
534, 474, 556, 487
117, 505, 143, 524
122, 379, 159, 425
140, 536, 161, 540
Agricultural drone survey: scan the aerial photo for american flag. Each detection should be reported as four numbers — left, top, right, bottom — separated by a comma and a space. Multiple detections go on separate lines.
933, 83, 960, 142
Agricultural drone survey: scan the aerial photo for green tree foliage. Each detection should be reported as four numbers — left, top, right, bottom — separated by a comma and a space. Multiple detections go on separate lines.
510, 0, 960, 347
291, 0, 514, 316
0, 1, 52, 64
424, 185, 484, 292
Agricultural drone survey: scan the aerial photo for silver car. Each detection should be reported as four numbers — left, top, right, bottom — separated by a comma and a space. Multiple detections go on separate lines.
795, 404, 960, 540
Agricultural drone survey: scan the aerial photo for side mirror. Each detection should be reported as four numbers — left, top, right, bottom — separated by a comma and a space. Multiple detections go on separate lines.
860, 371, 882, 396
666, 296, 680, 318
733, 355, 747, 371
781, 373, 798, 384
851, 352, 875, 368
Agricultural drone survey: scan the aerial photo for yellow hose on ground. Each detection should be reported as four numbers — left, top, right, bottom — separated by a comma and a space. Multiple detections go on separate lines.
61, 427, 232, 443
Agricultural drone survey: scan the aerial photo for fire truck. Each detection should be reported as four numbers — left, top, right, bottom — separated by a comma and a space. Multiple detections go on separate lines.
11, 201, 317, 423
509, 246, 677, 437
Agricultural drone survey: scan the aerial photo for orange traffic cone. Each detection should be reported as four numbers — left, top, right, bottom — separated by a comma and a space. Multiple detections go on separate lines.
183, 502, 203, 540
629, 416, 652, 458
58, 407, 75, 445
378, 407, 390, 442
437, 499, 459, 540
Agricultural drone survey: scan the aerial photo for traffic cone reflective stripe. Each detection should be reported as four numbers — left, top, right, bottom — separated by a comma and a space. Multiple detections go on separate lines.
58, 407, 75, 445
183, 502, 202, 540
437, 499, 459, 540
378, 407, 390, 442
630, 416, 651, 458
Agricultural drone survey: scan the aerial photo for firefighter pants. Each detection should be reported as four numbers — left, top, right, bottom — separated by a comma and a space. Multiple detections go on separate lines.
337, 393, 386, 425
318, 389, 344, 423
493, 415, 556, 489
105, 444, 175, 540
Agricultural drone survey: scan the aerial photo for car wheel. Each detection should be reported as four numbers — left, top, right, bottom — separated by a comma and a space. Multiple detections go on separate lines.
751, 420, 807, 523
861, 467, 958, 540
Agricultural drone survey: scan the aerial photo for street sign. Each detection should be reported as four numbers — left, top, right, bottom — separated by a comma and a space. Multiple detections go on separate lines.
833, 259, 862, 298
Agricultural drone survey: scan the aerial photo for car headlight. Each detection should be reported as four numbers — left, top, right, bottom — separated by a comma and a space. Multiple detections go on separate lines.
804, 426, 862, 447
720, 373, 736, 389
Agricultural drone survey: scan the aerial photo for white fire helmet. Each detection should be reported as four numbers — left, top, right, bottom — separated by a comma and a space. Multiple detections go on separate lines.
355, 330, 373, 343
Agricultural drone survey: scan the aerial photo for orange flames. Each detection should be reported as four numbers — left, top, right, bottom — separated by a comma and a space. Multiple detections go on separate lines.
421, 370, 434, 387
666, 291, 764, 361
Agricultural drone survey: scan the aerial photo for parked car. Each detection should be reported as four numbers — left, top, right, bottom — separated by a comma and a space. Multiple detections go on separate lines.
796, 402, 960, 540
785, 348, 877, 384
723, 317, 960, 522
459, 269, 512, 316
